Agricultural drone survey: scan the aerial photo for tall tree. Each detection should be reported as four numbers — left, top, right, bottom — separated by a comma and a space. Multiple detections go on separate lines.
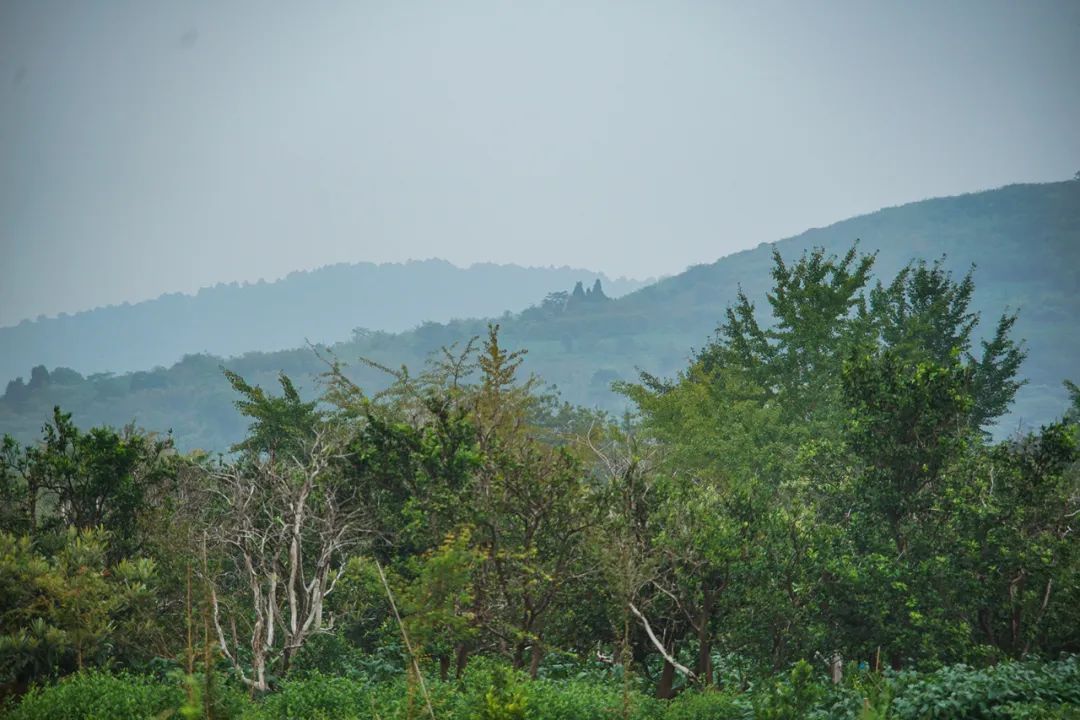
701, 245, 876, 436
197, 374, 366, 691
867, 260, 1026, 430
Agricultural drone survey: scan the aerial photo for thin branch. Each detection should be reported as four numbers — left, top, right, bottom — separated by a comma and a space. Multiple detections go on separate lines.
629, 602, 696, 681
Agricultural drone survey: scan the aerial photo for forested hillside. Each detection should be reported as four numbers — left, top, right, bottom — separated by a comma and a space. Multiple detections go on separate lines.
0, 260, 648, 383
1, 180, 1077, 451
3, 251, 1078, 718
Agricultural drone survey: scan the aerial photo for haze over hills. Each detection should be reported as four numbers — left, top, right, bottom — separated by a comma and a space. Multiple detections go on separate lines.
0, 260, 649, 383
1, 179, 1077, 451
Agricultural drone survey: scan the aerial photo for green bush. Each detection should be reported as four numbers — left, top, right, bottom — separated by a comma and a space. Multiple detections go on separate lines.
526, 677, 661, 720
662, 688, 750, 720
889, 657, 1080, 720
4, 671, 184, 720
244, 673, 373, 720
471, 665, 526, 720
752, 660, 827, 720
285, 633, 371, 681
5, 659, 1078, 720
997, 704, 1080, 720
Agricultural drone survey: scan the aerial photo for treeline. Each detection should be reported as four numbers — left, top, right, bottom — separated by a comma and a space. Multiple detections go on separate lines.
1, 246, 1078, 718
0, 259, 647, 385
3, 181, 1079, 453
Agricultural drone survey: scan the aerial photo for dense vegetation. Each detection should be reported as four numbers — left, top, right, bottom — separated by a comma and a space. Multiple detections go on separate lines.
0, 260, 647, 385
1, 180, 1077, 452
2, 245, 1077, 718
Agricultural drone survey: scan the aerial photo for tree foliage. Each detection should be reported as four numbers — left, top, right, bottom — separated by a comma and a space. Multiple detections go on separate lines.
1, 244, 1077, 714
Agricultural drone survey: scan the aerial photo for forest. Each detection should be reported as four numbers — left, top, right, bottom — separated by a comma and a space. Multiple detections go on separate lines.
0, 260, 648, 386
1, 245, 1079, 719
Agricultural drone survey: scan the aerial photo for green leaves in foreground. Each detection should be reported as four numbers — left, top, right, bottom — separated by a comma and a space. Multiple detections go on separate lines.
6, 658, 1080, 720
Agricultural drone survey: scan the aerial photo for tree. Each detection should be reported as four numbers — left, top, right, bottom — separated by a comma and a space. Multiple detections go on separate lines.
460, 328, 601, 675
397, 528, 483, 681
620, 246, 883, 681
1065, 380, 1080, 423
323, 326, 601, 678
621, 365, 793, 690
223, 369, 320, 458
0, 407, 174, 559
621, 244, 1033, 674
960, 420, 1080, 658
700, 244, 876, 436
867, 260, 1026, 431
809, 350, 978, 666
27, 366, 49, 390
197, 374, 366, 691
3, 377, 28, 403
0, 528, 159, 686
540, 291, 569, 315
842, 350, 973, 557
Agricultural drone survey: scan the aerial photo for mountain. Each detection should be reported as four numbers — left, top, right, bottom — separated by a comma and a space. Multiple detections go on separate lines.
0, 260, 649, 384
2, 180, 1077, 450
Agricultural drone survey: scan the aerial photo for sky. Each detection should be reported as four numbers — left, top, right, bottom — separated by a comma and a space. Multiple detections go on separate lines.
1, 0, 1078, 327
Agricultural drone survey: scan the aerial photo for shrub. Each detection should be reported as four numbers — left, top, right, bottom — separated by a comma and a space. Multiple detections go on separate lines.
997, 704, 1080, 720
526, 677, 660, 720
752, 660, 828, 720
662, 688, 751, 720
244, 673, 373, 720
472, 665, 526, 720
4, 671, 184, 720
285, 633, 370, 681
5, 659, 1078, 720
889, 657, 1080, 720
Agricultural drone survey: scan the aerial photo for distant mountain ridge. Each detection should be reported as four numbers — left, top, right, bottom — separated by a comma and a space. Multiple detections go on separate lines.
0, 259, 649, 383
2, 180, 1077, 450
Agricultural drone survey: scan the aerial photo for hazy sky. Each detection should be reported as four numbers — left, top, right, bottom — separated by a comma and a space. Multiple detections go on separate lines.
1, 0, 1078, 327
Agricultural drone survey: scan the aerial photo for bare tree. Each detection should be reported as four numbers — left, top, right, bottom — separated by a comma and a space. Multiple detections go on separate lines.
201, 428, 364, 690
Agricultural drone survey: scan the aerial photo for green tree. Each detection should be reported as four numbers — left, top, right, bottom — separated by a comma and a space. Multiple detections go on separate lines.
223, 369, 320, 458
0, 528, 159, 686
867, 260, 1025, 430
959, 420, 1080, 658
399, 528, 483, 681
622, 245, 1033, 674
814, 350, 977, 666
325, 326, 601, 678
701, 244, 875, 435
621, 365, 800, 689
0, 407, 174, 559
